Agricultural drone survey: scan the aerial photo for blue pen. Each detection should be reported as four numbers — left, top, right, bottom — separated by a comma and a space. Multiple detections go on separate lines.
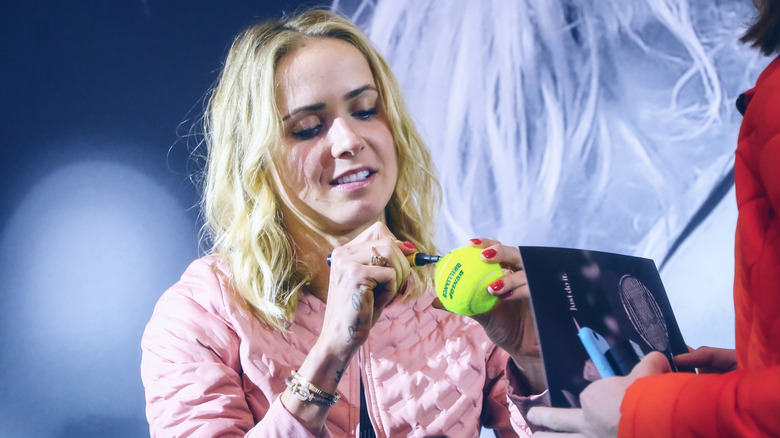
574, 317, 616, 378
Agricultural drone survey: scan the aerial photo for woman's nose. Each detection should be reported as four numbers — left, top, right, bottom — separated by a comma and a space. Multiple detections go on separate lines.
329, 118, 364, 158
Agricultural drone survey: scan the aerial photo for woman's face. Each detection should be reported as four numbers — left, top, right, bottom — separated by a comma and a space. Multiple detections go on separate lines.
272, 38, 397, 236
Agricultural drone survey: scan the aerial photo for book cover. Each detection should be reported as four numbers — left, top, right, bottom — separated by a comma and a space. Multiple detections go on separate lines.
519, 246, 690, 408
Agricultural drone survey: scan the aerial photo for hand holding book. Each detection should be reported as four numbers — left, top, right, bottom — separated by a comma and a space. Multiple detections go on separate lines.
527, 352, 672, 436
674, 346, 737, 374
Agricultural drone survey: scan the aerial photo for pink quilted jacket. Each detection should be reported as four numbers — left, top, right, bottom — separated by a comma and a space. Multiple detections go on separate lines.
141, 256, 542, 437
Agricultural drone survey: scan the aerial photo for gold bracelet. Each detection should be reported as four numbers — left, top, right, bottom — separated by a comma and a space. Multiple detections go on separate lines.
285, 370, 341, 406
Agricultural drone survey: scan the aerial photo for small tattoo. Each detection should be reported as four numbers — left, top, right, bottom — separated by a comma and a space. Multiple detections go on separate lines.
335, 368, 345, 384
347, 317, 362, 343
351, 293, 361, 311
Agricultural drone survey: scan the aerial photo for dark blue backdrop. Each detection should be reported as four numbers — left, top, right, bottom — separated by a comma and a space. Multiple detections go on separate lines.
0, 1, 326, 436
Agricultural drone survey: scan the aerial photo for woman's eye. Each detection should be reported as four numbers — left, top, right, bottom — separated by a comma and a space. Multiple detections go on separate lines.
353, 107, 377, 120
291, 124, 322, 140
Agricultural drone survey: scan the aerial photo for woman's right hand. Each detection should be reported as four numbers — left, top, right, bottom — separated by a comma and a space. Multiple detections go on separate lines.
281, 222, 413, 431
320, 221, 414, 360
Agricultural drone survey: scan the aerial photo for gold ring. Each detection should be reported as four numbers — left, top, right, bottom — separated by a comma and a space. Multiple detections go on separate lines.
370, 247, 386, 266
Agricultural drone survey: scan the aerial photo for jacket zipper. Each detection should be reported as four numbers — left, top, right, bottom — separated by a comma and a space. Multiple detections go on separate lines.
358, 345, 382, 437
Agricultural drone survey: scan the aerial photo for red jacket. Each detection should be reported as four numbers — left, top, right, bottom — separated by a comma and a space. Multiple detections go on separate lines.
619, 56, 780, 437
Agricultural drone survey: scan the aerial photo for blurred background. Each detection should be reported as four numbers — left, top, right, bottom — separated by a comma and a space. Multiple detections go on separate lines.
0, 0, 768, 436
0, 1, 327, 436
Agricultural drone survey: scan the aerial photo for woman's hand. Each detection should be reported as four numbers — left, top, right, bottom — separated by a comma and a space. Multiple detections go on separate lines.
437, 238, 545, 392
320, 221, 414, 359
283, 222, 414, 431
463, 238, 534, 353
674, 345, 737, 374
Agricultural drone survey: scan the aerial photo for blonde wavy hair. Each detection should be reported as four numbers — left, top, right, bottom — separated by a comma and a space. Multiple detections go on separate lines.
202, 9, 440, 331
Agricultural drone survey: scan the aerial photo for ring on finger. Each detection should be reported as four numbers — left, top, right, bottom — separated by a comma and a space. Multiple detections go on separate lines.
370, 247, 387, 267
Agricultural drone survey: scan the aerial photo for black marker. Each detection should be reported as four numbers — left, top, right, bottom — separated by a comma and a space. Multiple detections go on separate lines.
326, 252, 441, 267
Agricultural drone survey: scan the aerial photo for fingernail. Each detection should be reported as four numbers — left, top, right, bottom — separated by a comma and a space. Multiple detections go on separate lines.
499, 290, 514, 299
469, 238, 482, 245
482, 248, 497, 259
489, 279, 504, 292
399, 281, 409, 295
403, 241, 417, 249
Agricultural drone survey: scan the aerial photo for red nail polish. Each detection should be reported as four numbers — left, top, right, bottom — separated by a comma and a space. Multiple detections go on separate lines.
489, 279, 504, 292
399, 281, 409, 295
403, 241, 417, 249
482, 248, 497, 259
499, 290, 514, 299
470, 238, 482, 245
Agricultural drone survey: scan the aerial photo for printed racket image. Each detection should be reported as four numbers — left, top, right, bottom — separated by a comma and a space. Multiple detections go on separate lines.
619, 274, 676, 371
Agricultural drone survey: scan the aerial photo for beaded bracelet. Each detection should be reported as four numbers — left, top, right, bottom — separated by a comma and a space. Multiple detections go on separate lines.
285, 369, 341, 407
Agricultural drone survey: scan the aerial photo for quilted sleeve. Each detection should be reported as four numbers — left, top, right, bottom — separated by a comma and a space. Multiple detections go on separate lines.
140, 259, 327, 438
619, 367, 780, 437
480, 346, 548, 437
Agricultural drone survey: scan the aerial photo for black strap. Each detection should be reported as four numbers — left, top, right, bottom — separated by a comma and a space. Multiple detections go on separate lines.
736, 92, 748, 115
359, 376, 376, 438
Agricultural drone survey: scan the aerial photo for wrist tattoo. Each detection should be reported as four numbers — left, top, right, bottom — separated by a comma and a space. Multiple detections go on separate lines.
347, 317, 362, 343
351, 293, 361, 311
334, 367, 345, 384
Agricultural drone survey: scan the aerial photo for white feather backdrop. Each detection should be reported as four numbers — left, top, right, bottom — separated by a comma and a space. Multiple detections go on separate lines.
332, 0, 771, 350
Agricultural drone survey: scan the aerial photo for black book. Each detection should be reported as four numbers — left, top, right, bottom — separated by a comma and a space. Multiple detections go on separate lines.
519, 246, 691, 408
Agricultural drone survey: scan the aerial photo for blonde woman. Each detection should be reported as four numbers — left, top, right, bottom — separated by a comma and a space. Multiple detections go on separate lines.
141, 9, 544, 437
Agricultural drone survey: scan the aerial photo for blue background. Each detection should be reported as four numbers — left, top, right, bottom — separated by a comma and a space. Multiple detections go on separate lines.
1, 1, 325, 436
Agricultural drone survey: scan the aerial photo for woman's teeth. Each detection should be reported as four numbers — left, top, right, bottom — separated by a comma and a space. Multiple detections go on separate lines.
335, 170, 370, 185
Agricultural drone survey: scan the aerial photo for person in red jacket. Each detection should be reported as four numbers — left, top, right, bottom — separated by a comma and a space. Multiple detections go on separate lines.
527, 1, 780, 436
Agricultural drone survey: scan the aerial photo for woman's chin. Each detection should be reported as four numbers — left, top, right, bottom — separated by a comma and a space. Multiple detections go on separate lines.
326, 210, 387, 234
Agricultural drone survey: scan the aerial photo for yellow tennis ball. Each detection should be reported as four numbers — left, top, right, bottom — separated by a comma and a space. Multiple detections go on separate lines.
434, 246, 503, 316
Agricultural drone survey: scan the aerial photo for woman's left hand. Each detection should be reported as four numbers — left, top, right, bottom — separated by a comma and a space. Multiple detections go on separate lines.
463, 238, 535, 354
435, 238, 544, 391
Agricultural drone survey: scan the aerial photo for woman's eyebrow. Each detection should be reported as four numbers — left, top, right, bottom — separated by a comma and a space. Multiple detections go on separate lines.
344, 85, 377, 100
282, 103, 325, 121
282, 85, 378, 120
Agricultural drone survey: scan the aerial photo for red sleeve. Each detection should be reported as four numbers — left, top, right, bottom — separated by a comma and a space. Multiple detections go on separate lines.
618, 366, 780, 437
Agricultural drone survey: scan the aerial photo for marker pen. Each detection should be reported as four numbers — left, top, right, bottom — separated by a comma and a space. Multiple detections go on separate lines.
326, 252, 441, 267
